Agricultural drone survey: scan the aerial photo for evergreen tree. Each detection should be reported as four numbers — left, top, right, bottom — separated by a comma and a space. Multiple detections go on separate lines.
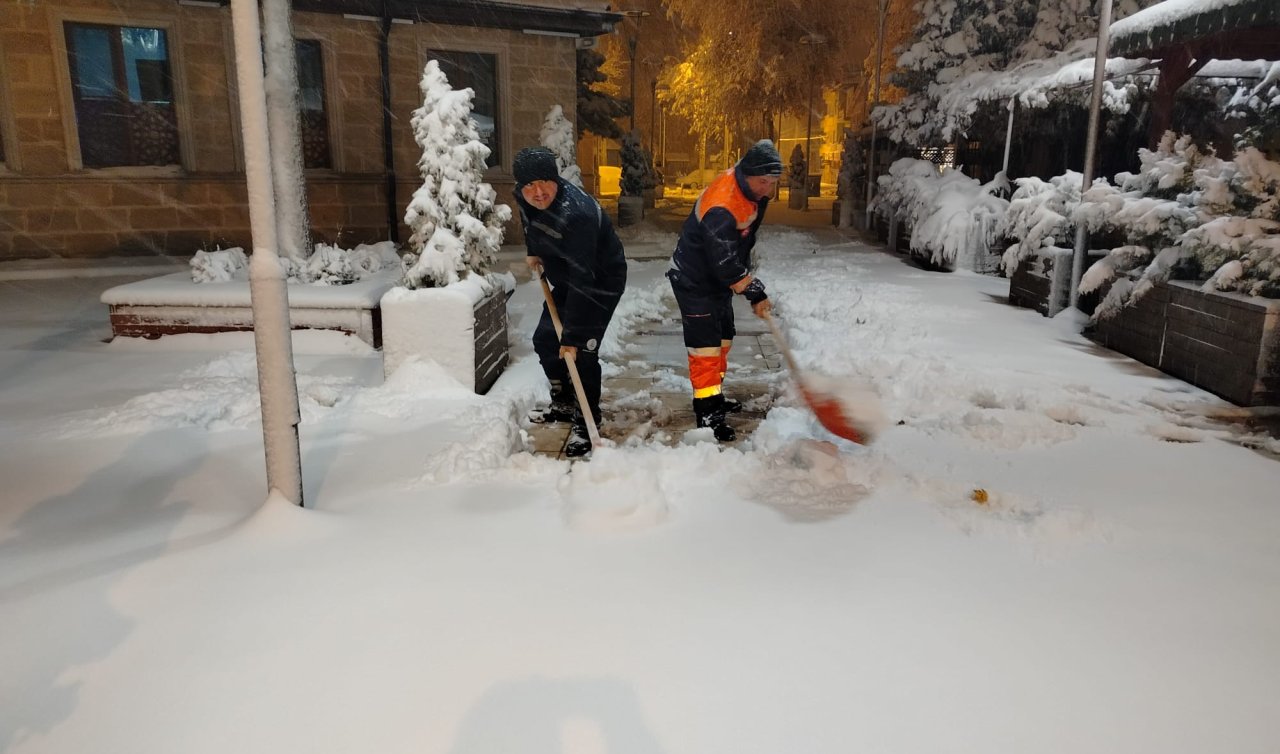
620, 131, 655, 197
540, 104, 584, 189
577, 48, 629, 140
402, 61, 511, 289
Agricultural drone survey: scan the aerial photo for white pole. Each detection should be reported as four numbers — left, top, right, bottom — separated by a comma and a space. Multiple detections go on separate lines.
1068, 0, 1114, 311
864, 0, 888, 230
1001, 97, 1016, 176
262, 0, 310, 264
230, 0, 305, 506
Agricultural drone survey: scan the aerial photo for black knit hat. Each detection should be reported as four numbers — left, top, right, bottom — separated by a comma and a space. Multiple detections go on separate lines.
513, 147, 559, 186
738, 139, 783, 177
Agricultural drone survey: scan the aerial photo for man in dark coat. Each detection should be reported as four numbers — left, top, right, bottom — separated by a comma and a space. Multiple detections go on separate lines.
666, 139, 781, 442
513, 146, 627, 457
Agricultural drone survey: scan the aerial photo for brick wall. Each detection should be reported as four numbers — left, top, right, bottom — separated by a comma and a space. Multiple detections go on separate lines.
0, 1, 578, 260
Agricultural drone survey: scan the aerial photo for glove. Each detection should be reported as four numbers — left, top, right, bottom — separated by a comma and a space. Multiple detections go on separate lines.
741, 277, 768, 305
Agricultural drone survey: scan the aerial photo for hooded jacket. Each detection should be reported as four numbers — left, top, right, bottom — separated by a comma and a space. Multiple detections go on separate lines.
515, 178, 627, 348
667, 166, 769, 296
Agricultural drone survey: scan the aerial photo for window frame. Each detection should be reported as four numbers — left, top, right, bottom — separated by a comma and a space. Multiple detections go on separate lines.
419, 42, 510, 177
50, 9, 194, 175
294, 34, 341, 174
0, 43, 17, 172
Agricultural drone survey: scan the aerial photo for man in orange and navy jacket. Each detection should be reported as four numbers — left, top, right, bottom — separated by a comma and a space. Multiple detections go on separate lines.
666, 139, 781, 442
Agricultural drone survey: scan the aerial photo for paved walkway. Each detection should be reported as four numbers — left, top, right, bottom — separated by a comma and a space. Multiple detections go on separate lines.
525, 294, 784, 459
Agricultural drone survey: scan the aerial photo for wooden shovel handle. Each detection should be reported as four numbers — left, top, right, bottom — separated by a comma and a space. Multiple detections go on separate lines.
537, 273, 603, 449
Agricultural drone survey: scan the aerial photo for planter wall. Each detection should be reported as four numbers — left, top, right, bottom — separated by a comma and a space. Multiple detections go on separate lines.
1089, 280, 1280, 406
1008, 251, 1070, 316
380, 282, 509, 394
617, 195, 644, 227
101, 270, 400, 346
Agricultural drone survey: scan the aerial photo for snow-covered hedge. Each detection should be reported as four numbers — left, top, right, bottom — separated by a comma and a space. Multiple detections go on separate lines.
871, 157, 1010, 270
189, 241, 401, 285
1078, 133, 1280, 317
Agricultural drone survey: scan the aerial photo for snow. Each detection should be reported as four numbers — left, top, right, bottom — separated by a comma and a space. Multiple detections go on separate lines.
1110, 0, 1257, 40
3, 230, 1280, 753
100, 269, 403, 308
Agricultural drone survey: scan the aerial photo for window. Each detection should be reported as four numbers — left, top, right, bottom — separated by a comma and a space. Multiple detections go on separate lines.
64, 23, 179, 168
429, 50, 500, 168
295, 39, 331, 169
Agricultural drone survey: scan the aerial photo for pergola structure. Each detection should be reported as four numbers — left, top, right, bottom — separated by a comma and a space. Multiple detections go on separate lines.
1109, 0, 1280, 146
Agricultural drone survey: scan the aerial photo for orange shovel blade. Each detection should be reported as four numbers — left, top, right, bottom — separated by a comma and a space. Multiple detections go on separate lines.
800, 384, 871, 445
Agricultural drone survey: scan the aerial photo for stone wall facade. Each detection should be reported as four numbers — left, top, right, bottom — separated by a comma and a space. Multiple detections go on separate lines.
0, 0, 583, 260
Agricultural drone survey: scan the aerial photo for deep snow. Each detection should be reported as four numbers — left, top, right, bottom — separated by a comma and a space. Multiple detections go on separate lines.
2, 228, 1278, 754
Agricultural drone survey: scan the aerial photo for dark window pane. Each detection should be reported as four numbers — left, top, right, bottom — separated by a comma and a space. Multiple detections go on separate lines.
430, 50, 499, 168
295, 39, 330, 169
65, 22, 179, 168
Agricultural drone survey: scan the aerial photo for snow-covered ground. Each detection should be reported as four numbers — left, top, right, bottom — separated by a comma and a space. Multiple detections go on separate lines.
2, 228, 1278, 754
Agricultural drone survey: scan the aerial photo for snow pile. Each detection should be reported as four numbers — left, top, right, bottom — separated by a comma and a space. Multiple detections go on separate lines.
189, 247, 248, 283
539, 104, 583, 189
402, 60, 510, 289
873, 158, 1010, 271
1078, 133, 1280, 315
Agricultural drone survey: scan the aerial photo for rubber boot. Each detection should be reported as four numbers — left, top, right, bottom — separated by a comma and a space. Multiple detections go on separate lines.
693, 395, 736, 442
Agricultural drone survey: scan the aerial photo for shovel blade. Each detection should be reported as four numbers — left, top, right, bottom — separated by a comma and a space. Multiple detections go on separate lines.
800, 385, 875, 445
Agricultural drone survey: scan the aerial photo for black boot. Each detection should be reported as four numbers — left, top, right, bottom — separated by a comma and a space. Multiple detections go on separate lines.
693, 395, 736, 442
565, 415, 594, 458
529, 381, 577, 424
722, 397, 743, 413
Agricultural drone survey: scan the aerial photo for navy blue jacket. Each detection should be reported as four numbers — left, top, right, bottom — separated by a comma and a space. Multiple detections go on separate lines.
667, 166, 769, 297
515, 179, 627, 348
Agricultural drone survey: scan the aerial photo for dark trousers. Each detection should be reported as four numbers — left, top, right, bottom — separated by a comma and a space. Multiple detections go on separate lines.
671, 285, 736, 348
533, 293, 602, 424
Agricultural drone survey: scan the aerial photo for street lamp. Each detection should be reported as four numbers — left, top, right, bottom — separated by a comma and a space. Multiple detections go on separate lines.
621, 8, 650, 134
800, 33, 826, 203
865, 0, 889, 230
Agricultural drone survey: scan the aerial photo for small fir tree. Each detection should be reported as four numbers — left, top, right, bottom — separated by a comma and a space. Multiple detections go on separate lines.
402, 61, 511, 289
788, 144, 808, 192
620, 131, 654, 197
540, 104, 584, 189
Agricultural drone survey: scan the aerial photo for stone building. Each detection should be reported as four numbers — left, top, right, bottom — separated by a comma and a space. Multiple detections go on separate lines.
0, 0, 617, 260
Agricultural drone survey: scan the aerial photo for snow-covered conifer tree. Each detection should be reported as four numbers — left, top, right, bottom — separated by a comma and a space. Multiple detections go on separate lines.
620, 131, 653, 197
402, 60, 511, 289
540, 104, 584, 188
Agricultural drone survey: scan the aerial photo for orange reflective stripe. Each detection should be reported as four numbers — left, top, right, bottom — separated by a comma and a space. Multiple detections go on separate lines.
695, 170, 757, 229
688, 353, 723, 395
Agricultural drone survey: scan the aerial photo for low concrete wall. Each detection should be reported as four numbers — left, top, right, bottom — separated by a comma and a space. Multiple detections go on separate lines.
1089, 280, 1280, 406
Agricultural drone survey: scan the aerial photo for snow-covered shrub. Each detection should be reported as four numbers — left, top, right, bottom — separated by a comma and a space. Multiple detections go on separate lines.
540, 104, 583, 189
1225, 61, 1280, 153
871, 157, 1009, 270
870, 158, 938, 221
1079, 133, 1280, 316
620, 131, 656, 197
402, 60, 510, 289
304, 241, 401, 285
190, 247, 248, 283
998, 171, 1082, 272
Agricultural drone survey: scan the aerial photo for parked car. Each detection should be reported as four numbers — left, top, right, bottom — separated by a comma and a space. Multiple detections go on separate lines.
675, 168, 720, 191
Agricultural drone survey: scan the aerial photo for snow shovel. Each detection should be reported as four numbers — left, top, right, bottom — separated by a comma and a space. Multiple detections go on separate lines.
537, 272, 604, 450
762, 312, 880, 445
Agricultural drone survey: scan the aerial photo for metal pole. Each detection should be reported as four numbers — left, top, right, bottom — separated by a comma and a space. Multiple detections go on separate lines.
628, 36, 637, 133
1001, 97, 1015, 176
864, 0, 887, 229
229, 0, 304, 506
649, 79, 657, 152
1068, 0, 1114, 311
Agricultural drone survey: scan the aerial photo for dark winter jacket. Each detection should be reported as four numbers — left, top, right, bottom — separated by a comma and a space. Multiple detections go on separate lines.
515, 179, 627, 348
667, 166, 769, 297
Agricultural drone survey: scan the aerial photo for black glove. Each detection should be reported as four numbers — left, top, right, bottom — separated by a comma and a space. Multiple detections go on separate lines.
741, 277, 768, 305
